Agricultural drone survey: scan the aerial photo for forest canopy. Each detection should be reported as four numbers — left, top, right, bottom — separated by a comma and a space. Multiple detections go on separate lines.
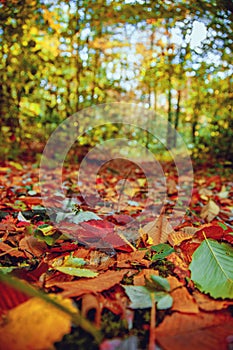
0, 0, 232, 161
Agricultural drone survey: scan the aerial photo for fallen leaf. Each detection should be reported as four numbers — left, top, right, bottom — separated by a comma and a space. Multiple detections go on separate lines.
189, 239, 233, 299
199, 188, 213, 200
139, 216, 174, 245
134, 269, 159, 286
117, 250, 147, 268
193, 291, 233, 311
195, 223, 233, 244
0, 282, 29, 314
168, 231, 195, 246
54, 270, 128, 298
56, 210, 102, 224
81, 293, 101, 327
150, 243, 174, 260
0, 296, 74, 350
59, 220, 126, 248
168, 276, 199, 314
54, 266, 98, 278
156, 311, 233, 350
19, 236, 47, 258
123, 284, 173, 310
166, 252, 190, 281
200, 200, 220, 222
0, 241, 26, 258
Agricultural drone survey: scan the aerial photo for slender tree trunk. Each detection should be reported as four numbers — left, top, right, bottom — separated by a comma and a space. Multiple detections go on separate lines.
167, 71, 173, 149
173, 89, 181, 147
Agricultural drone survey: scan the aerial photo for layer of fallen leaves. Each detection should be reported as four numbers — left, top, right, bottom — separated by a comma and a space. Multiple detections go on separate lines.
0, 159, 233, 350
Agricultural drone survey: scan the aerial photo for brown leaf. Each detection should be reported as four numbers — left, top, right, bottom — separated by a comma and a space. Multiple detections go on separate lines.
81, 293, 101, 328
193, 291, 233, 312
200, 200, 220, 222
0, 241, 26, 258
19, 236, 47, 258
139, 216, 174, 245
168, 276, 199, 314
0, 215, 17, 233
166, 252, 190, 281
54, 270, 128, 298
0, 296, 74, 350
156, 311, 233, 350
133, 269, 159, 286
116, 250, 147, 268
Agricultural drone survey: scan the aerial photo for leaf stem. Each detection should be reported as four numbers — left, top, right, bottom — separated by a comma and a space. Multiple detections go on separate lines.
149, 292, 156, 350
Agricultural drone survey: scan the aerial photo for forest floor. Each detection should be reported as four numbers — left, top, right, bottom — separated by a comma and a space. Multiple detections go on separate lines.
0, 154, 232, 350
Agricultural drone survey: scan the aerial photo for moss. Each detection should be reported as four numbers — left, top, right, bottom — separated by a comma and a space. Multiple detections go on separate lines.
150, 259, 174, 277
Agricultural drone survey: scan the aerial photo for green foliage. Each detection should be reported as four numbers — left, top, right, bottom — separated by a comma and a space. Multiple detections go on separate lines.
150, 243, 175, 261
0, 0, 232, 159
189, 239, 233, 299
51, 253, 98, 278
123, 275, 173, 310
53, 266, 98, 278
34, 224, 61, 245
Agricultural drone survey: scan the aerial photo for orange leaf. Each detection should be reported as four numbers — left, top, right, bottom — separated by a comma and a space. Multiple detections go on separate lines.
52, 269, 128, 298
156, 311, 233, 350
193, 291, 233, 312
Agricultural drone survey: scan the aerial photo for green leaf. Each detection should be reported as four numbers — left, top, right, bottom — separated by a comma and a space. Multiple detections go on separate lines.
63, 254, 86, 268
151, 243, 174, 261
123, 285, 172, 310
36, 224, 56, 236
150, 275, 171, 292
54, 266, 98, 278
217, 222, 229, 230
157, 294, 173, 310
0, 266, 16, 274
123, 286, 152, 309
189, 239, 233, 299
34, 225, 61, 246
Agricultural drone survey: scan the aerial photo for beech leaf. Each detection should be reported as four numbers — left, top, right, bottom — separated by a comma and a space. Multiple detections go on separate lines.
189, 239, 233, 299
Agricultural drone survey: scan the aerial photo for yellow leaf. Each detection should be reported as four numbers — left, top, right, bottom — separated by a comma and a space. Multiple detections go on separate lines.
0, 296, 74, 350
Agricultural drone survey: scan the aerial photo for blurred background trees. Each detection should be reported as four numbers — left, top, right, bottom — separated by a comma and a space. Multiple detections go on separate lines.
0, 0, 232, 161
